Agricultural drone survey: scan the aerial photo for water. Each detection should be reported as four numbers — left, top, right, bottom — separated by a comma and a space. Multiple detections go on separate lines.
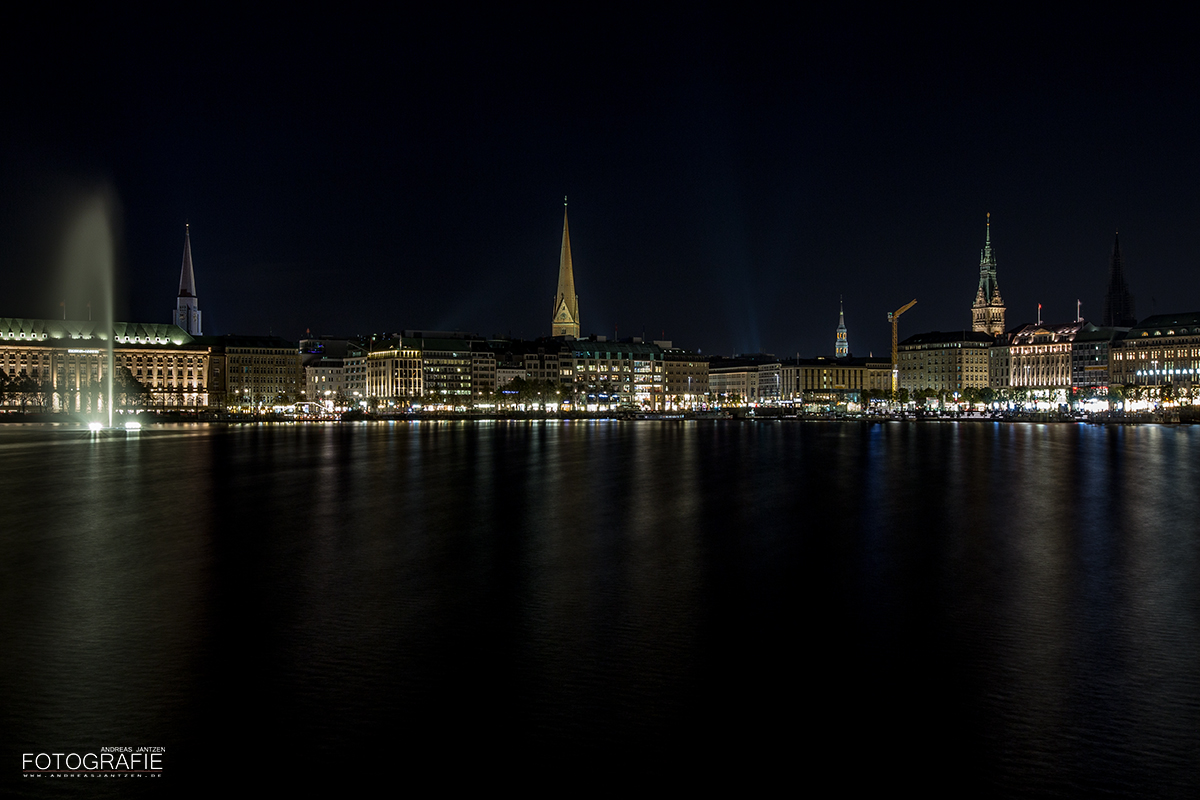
1, 421, 1198, 795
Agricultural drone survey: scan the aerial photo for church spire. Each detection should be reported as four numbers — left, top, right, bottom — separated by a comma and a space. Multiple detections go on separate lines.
551, 197, 580, 338
1102, 230, 1136, 327
980, 212, 995, 271
178, 223, 197, 298
835, 295, 848, 357
173, 223, 202, 335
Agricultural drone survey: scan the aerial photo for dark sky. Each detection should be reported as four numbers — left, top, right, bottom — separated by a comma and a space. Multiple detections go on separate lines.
1, 10, 1197, 358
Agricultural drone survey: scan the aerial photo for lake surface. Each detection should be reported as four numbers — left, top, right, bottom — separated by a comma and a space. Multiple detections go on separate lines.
1, 421, 1198, 795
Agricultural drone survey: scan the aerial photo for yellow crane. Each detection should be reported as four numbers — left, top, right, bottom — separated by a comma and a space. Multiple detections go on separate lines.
888, 299, 917, 395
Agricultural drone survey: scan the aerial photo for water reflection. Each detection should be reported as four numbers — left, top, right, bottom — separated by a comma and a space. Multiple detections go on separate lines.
0, 422, 1197, 793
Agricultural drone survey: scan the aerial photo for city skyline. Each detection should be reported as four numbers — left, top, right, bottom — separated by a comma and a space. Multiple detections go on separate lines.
1, 11, 1196, 358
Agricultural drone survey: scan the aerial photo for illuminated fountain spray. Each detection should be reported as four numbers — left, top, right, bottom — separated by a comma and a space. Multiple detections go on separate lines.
58, 189, 118, 428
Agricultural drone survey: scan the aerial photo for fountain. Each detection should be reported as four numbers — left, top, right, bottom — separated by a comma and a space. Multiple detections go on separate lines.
57, 187, 119, 428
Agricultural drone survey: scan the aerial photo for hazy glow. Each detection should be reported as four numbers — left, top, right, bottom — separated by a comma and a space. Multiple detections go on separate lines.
59, 188, 119, 428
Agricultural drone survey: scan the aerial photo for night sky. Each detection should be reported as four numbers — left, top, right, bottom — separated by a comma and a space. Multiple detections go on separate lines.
1, 10, 1196, 358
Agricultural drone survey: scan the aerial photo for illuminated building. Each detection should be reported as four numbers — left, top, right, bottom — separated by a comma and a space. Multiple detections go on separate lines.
783, 356, 891, 405
1071, 325, 1127, 390
551, 200, 580, 339
1003, 321, 1086, 395
496, 365, 525, 387
898, 331, 994, 393
204, 335, 302, 410
365, 341, 423, 407
363, 334, 496, 407
567, 340, 664, 409
490, 341, 574, 399
172, 224, 203, 336
1102, 232, 1137, 328
470, 351, 497, 403
988, 341, 1011, 391
835, 298, 849, 357
413, 337, 491, 405
1109, 312, 1200, 391
301, 337, 367, 409
662, 347, 708, 409
344, 341, 367, 403
0, 317, 209, 411
971, 214, 1006, 336
708, 355, 781, 404
485, 337, 689, 410
517, 345, 567, 384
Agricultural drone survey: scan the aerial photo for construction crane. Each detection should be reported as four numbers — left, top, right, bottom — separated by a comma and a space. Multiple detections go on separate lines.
888, 299, 917, 395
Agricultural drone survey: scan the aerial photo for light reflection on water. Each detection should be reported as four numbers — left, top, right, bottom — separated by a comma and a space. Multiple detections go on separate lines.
0, 421, 1197, 794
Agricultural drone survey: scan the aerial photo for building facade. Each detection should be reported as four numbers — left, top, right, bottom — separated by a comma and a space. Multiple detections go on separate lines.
206, 335, 302, 410
567, 340, 664, 409
365, 342, 423, 407
662, 348, 709, 409
1003, 321, 1086, 395
1071, 324, 1127, 391
0, 318, 210, 412
898, 331, 995, 394
784, 356, 892, 404
709, 355, 782, 405
1110, 312, 1200, 391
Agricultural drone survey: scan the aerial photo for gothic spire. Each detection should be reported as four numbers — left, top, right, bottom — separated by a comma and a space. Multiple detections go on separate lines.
178, 223, 197, 298
1102, 230, 1136, 327
980, 212, 995, 269
971, 213, 1006, 336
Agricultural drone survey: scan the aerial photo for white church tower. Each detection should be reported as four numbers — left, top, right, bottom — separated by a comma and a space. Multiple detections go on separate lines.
173, 224, 202, 335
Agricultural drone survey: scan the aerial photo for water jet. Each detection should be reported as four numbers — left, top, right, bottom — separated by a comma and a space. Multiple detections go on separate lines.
57, 188, 119, 427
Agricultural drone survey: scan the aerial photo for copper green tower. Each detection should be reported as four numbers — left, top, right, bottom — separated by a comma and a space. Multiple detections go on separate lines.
971, 213, 1006, 337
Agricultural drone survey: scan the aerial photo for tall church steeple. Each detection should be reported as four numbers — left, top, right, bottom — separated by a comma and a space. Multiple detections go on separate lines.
551, 198, 580, 338
173, 224, 202, 335
835, 296, 849, 357
1102, 231, 1136, 327
971, 213, 1006, 336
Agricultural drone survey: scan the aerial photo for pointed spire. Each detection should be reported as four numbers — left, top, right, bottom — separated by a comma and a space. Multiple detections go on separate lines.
178, 223, 197, 298
835, 295, 849, 357
173, 223, 202, 335
557, 207, 576, 308
971, 213, 1005, 336
551, 201, 580, 337
980, 212, 995, 267
1103, 229, 1136, 327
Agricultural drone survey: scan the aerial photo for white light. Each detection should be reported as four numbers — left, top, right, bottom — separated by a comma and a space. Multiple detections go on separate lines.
88, 422, 104, 431
124, 421, 142, 430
